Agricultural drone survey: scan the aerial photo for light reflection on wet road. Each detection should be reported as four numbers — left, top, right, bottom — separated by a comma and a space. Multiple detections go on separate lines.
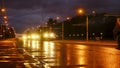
22, 40, 120, 68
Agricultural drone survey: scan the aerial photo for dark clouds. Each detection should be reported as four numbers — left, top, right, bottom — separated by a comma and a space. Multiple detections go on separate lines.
5, 0, 120, 14
0, 0, 120, 33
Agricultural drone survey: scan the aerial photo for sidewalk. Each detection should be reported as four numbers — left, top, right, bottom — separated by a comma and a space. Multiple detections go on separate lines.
54, 40, 118, 46
81, 40, 117, 46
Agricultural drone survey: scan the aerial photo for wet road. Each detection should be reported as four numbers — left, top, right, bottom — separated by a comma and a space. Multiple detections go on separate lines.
22, 40, 120, 68
0, 39, 26, 68
0, 39, 48, 68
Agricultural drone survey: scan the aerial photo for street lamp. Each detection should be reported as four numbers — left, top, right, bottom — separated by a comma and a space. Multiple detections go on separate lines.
56, 16, 60, 20
62, 21, 64, 40
86, 16, 88, 41
78, 9, 88, 41
78, 9, 83, 14
66, 17, 70, 20
1, 8, 5, 12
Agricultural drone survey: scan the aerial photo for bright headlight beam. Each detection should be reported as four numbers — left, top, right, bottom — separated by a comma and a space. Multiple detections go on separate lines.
31, 34, 40, 39
44, 33, 49, 38
50, 33, 54, 38
22, 35, 27, 39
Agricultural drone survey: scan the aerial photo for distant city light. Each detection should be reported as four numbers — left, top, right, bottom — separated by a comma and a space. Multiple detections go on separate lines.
4, 16, 7, 19
66, 17, 70, 20
1, 8, 5, 12
4, 21, 8, 24
78, 10, 83, 13
56, 17, 60, 20
92, 10, 96, 14
77, 9, 84, 14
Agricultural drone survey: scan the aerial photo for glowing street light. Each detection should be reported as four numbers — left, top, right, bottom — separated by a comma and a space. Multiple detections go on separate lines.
78, 9, 83, 14
4, 21, 8, 24
4, 16, 7, 19
77, 9, 84, 15
56, 16, 60, 20
66, 17, 70, 20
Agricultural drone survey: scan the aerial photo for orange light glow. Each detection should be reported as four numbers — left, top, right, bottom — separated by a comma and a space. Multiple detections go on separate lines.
4, 16, 7, 19
1, 8, 5, 12
77, 8, 84, 15
56, 17, 60, 20
4, 21, 8, 24
66, 17, 70, 20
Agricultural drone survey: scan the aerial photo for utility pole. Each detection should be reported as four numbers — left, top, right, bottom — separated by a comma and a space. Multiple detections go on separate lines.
62, 22, 64, 40
86, 15, 88, 41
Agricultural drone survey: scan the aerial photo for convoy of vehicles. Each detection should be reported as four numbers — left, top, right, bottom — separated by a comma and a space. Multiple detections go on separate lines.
22, 27, 56, 41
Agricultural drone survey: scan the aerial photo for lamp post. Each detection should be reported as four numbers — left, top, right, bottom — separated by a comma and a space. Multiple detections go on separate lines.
56, 16, 64, 40
86, 15, 88, 41
61, 17, 70, 40
78, 9, 88, 41
1, 8, 8, 25
62, 22, 64, 40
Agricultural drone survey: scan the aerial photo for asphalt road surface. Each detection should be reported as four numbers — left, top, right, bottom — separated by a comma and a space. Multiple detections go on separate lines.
0, 39, 47, 68
22, 40, 120, 68
0, 39, 119, 68
0, 39, 26, 68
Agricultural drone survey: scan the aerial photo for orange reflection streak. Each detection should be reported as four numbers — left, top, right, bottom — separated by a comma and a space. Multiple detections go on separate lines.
43, 41, 57, 66
77, 45, 87, 65
66, 44, 71, 65
22, 39, 120, 68
28, 40, 31, 48
36, 41, 39, 49
30, 40, 40, 51
95, 48, 119, 68
65, 44, 88, 66
23, 40, 27, 48
32, 40, 36, 49
44, 42, 49, 52
43, 42, 55, 57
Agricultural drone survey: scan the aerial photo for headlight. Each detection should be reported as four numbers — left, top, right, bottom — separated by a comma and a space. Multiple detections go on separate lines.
27, 35, 31, 39
50, 33, 55, 38
43, 32, 55, 38
31, 34, 40, 39
22, 34, 27, 39
43, 33, 49, 38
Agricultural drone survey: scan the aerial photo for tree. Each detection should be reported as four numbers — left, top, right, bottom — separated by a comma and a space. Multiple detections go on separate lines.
47, 18, 57, 27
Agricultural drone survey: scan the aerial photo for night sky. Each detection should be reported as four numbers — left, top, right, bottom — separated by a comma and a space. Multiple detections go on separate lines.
0, 0, 120, 33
